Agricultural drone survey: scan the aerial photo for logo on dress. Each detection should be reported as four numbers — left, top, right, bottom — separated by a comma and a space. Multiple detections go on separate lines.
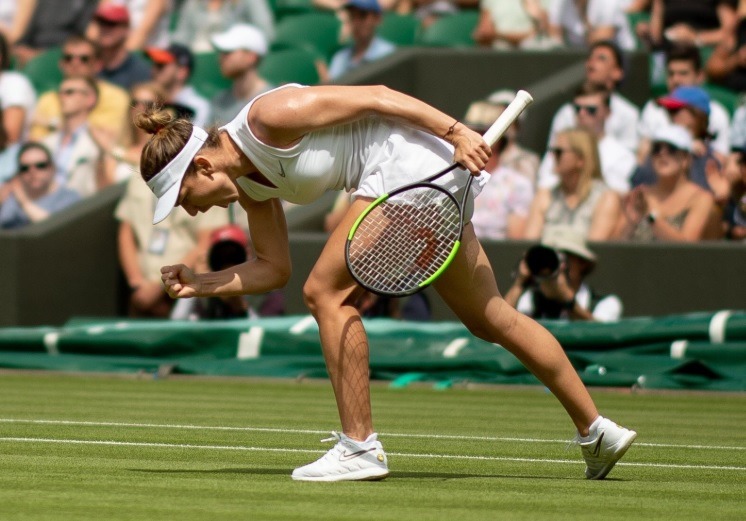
278, 161, 287, 178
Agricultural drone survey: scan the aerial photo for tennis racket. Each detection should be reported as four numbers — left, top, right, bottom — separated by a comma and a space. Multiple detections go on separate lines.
345, 90, 534, 297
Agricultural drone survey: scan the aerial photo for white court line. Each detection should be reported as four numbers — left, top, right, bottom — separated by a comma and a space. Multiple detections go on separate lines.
0, 418, 744, 452
1, 436, 745, 472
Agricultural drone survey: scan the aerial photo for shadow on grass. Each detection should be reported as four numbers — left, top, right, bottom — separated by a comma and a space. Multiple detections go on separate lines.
128, 467, 583, 480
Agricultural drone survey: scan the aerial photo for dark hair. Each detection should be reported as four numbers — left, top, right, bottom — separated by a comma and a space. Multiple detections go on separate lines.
17, 142, 54, 167
0, 32, 9, 71
574, 81, 611, 107
589, 39, 624, 70
134, 106, 221, 182
666, 43, 701, 72
62, 34, 102, 60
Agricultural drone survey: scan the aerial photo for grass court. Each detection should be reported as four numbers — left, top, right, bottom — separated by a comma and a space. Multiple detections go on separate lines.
0, 372, 744, 520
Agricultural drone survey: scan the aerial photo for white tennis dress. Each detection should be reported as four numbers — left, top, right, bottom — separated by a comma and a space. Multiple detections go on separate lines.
220, 84, 487, 216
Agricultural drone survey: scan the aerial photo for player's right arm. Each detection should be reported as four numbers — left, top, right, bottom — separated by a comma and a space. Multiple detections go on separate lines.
161, 191, 291, 299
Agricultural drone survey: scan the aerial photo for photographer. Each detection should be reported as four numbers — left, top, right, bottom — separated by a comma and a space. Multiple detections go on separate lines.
504, 225, 622, 322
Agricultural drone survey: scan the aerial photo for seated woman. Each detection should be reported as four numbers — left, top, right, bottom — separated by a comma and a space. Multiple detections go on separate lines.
0, 142, 80, 229
615, 123, 717, 241
523, 127, 621, 241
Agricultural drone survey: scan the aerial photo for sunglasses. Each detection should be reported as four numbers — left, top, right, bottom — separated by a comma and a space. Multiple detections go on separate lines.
62, 53, 93, 64
19, 161, 51, 173
550, 147, 573, 159
573, 103, 599, 116
95, 18, 125, 28
651, 142, 683, 156
59, 87, 89, 96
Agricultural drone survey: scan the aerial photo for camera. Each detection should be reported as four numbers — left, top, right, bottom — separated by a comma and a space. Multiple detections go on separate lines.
525, 245, 562, 279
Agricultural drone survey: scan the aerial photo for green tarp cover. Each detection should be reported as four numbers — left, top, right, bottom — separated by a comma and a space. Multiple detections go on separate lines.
0, 312, 744, 391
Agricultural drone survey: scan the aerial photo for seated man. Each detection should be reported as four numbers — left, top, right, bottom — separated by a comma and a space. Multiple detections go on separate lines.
328, 0, 396, 81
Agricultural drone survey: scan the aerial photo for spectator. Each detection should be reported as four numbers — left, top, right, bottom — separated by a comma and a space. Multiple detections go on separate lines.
29, 34, 130, 141
646, 0, 737, 49
485, 89, 540, 183
547, 0, 636, 51
0, 0, 36, 45
171, 224, 286, 319
473, 0, 558, 50
146, 43, 211, 127
525, 127, 622, 240
93, 0, 173, 50
638, 43, 731, 160
114, 173, 229, 318
0, 104, 20, 183
41, 76, 104, 198
92, 4, 152, 90
0, 31, 36, 143
504, 225, 623, 322
706, 17, 746, 92
633, 86, 729, 203
463, 98, 534, 240
171, 0, 275, 53
92, 81, 167, 186
724, 144, 746, 240
12, 0, 98, 67
328, 0, 396, 81
539, 83, 637, 194
0, 142, 80, 229
615, 123, 718, 241
209, 23, 273, 126
545, 40, 641, 153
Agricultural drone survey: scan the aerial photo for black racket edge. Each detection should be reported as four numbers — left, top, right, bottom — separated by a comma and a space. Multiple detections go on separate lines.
345, 173, 475, 297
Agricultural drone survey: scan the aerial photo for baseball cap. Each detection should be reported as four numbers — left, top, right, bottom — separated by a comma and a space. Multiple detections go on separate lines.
210, 224, 249, 248
211, 24, 268, 56
541, 225, 596, 263
658, 86, 710, 116
146, 43, 194, 70
344, 0, 382, 13
209, 225, 249, 271
94, 4, 130, 24
463, 101, 504, 132
651, 123, 693, 153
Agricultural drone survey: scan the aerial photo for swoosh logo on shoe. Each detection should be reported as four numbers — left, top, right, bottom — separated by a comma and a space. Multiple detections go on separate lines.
590, 432, 605, 457
339, 448, 376, 461
278, 161, 287, 178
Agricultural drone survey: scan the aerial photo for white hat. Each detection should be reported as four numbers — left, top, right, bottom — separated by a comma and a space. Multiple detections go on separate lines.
210, 24, 268, 56
541, 225, 596, 262
651, 123, 693, 153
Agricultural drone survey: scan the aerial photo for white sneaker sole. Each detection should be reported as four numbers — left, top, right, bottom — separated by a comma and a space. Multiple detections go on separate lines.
292, 467, 389, 482
586, 429, 638, 480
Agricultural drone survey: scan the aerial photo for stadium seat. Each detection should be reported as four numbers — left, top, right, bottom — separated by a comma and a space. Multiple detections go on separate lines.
626, 11, 650, 49
189, 52, 231, 99
258, 48, 320, 86
417, 11, 479, 48
273, 12, 342, 61
22, 47, 64, 94
272, 0, 315, 21
378, 13, 419, 47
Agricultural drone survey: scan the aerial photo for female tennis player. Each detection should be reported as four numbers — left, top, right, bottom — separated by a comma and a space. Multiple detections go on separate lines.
140, 83, 636, 482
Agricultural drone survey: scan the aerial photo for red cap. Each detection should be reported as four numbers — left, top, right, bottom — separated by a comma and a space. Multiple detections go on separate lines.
209, 224, 248, 248
94, 4, 130, 24
145, 48, 176, 64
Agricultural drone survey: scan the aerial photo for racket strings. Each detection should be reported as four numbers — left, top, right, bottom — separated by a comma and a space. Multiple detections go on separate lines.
348, 187, 461, 294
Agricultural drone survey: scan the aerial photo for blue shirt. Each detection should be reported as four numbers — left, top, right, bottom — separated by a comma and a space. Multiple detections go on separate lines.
328, 36, 396, 80
0, 143, 20, 183
0, 186, 81, 229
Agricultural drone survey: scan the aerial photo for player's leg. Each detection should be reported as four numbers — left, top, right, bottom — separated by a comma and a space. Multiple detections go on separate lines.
434, 224, 598, 432
293, 198, 389, 481
433, 225, 636, 479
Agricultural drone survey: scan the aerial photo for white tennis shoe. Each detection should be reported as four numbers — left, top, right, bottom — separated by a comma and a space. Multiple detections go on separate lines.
579, 416, 637, 480
292, 431, 389, 482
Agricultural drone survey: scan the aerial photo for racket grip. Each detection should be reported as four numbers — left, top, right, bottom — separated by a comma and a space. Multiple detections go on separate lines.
482, 90, 534, 147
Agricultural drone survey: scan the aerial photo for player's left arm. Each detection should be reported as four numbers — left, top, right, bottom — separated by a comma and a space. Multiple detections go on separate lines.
249, 85, 491, 173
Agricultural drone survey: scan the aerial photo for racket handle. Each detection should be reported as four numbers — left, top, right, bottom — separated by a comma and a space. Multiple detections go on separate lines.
482, 90, 534, 147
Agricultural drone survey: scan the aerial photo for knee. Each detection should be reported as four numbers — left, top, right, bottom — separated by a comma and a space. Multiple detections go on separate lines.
302, 276, 324, 316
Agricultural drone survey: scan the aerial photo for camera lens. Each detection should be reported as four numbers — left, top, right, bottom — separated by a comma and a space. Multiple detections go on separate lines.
525, 245, 560, 278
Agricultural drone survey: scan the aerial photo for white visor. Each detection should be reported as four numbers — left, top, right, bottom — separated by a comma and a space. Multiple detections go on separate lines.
146, 126, 208, 224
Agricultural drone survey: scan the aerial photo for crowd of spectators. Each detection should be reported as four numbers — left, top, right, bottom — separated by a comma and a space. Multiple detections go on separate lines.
0, 0, 745, 322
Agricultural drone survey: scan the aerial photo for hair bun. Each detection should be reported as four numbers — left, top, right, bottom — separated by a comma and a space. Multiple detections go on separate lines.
134, 106, 175, 136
